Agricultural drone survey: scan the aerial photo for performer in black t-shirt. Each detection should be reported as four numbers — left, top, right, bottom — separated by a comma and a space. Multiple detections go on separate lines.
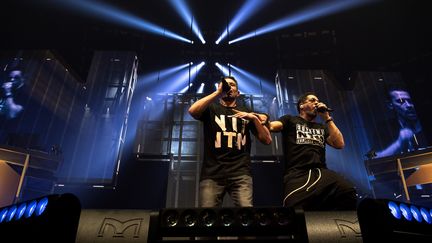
189, 76, 271, 207
269, 92, 357, 210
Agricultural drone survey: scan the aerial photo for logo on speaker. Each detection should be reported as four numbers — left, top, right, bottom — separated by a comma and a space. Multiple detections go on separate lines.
334, 219, 361, 238
98, 218, 143, 238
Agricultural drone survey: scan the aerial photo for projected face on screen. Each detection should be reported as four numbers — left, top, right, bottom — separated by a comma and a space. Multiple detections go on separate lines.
389, 90, 417, 123
376, 89, 423, 158
0, 69, 24, 119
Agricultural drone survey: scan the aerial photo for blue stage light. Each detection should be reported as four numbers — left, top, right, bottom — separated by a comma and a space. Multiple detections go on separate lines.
36, 197, 49, 216
229, 0, 373, 44
179, 83, 193, 93
399, 203, 412, 221
0, 208, 8, 223
168, 0, 205, 44
215, 63, 251, 93
215, 0, 267, 44
5, 205, 17, 222
167, 62, 205, 93
15, 203, 26, 220
420, 208, 431, 224
410, 206, 422, 223
25, 200, 37, 218
59, 0, 192, 43
229, 64, 275, 94
197, 83, 205, 94
137, 63, 190, 91
388, 201, 401, 219
215, 62, 230, 76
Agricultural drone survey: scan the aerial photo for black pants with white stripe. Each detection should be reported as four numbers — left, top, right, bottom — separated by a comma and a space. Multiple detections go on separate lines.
283, 168, 357, 210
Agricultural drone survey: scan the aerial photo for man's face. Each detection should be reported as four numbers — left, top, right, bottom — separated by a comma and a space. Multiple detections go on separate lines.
301, 95, 319, 117
221, 78, 239, 101
390, 90, 417, 121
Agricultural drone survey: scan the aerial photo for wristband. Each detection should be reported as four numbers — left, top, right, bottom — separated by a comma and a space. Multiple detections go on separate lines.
325, 117, 333, 124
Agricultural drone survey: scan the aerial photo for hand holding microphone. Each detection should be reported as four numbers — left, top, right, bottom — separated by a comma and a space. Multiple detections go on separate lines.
221, 78, 231, 93
315, 103, 334, 113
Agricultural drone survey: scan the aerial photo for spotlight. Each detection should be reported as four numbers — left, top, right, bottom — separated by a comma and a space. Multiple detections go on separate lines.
388, 201, 401, 219
219, 209, 234, 227
228, 64, 274, 94
15, 203, 26, 220
215, 62, 230, 76
410, 206, 422, 223
0, 194, 81, 242
0, 208, 7, 223
215, 0, 267, 44
162, 209, 180, 227
255, 209, 272, 226
168, 0, 206, 44
5, 205, 16, 222
197, 83, 205, 94
181, 210, 198, 227
229, 0, 372, 44
400, 203, 412, 221
358, 198, 432, 242
199, 209, 216, 227
238, 208, 253, 227
420, 208, 432, 224
24, 200, 37, 218
57, 0, 192, 43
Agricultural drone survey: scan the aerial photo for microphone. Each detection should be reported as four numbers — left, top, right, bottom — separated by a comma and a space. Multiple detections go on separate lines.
316, 106, 334, 112
221, 78, 231, 92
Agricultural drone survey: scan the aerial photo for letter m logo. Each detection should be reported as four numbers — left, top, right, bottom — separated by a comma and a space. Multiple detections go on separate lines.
98, 217, 143, 238
334, 219, 362, 239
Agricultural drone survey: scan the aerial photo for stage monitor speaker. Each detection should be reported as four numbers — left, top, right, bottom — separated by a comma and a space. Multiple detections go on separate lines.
156, 207, 307, 241
75, 208, 363, 242
75, 209, 158, 243
304, 211, 362, 243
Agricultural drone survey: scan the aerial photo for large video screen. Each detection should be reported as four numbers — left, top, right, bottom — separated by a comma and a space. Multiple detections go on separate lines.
1, 51, 136, 185
275, 69, 429, 196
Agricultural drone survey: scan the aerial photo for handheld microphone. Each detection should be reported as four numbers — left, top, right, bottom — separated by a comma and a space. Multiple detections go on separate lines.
221, 78, 231, 92
317, 106, 334, 112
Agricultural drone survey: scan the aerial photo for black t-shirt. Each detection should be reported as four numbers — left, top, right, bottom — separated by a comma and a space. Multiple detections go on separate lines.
278, 115, 329, 175
198, 103, 256, 180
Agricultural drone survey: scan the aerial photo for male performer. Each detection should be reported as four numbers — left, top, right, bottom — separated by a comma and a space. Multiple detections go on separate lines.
269, 92, 357, 210
1, 68, 24, 119
376, 88, 426, 158
189, 76, 271, 207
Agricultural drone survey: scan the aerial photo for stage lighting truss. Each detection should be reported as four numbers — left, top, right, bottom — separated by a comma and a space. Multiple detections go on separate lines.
157, 207, 305, 239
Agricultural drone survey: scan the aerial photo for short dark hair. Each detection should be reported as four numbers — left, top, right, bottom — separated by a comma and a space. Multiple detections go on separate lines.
223, 76, 238, 86
297, 92, 317, 113
386, 83, 409, 101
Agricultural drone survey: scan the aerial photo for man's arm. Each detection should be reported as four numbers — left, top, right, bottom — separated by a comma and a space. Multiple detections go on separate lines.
376, 127, 414, 158
232, 110, 272, 145
269, 121, 283, 132
315, 103, 344, 149
324, 117, 345, 149
188, 83, 222, 119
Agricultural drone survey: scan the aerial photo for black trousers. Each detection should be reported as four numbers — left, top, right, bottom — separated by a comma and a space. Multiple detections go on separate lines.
283, 168, 357, 210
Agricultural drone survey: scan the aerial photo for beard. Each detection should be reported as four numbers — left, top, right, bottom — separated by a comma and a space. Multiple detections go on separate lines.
305, 110, 317, 119
222, 96, 236, 102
